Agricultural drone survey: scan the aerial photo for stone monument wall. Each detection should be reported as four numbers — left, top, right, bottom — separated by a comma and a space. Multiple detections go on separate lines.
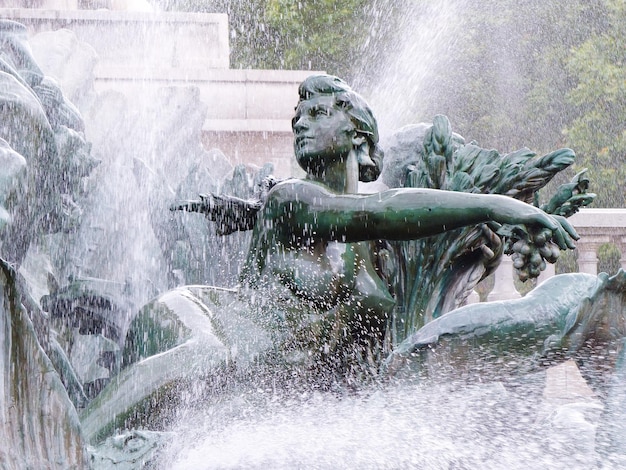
1, 7, 317, 176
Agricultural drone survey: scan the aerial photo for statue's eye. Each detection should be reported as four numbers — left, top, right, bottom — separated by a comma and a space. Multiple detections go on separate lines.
312, 107, 330, 117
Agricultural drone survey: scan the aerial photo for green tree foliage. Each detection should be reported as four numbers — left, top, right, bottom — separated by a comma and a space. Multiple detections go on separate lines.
357, 0, 613, 204
263, 0, 373, 79
598, 242, 622, 274
555, 248, 578, 274
378, 0, 603, 153
565, 0, 626, 207
152, 0, 624, 206
152, 0, 394, 80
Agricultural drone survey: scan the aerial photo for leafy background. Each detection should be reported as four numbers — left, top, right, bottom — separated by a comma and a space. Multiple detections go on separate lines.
153, 0, 624, 208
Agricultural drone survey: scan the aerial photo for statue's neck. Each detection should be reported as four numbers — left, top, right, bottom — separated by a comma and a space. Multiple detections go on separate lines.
309, 151, 359, 194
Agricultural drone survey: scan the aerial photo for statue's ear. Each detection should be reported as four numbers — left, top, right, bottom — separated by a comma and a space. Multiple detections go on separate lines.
352, 133, 374, 167
352, 133, 367, 148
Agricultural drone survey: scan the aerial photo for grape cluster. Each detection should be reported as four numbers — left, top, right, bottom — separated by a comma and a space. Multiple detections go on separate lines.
506, 227, 561, 281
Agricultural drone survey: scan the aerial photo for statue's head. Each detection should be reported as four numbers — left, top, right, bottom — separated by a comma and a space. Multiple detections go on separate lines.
293, 74, 383, 182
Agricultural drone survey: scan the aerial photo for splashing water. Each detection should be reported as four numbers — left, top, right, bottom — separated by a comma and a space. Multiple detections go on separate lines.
160, 374, 601, 469
356, 0, 468, 135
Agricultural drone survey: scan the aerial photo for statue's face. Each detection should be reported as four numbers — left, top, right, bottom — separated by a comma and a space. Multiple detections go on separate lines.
292, 95, 355, 175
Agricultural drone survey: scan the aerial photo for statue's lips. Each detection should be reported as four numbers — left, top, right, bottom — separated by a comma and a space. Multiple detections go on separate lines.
295, 136, 313, 146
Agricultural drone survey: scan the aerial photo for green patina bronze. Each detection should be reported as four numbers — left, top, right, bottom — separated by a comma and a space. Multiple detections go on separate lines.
176, 74, 591, 364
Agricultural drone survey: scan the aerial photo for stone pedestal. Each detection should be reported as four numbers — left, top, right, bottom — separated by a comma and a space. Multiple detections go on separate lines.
569, 209, 626, 274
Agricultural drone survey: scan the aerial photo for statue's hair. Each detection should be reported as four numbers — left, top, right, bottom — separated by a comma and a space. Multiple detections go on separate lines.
297, 74, 383, 182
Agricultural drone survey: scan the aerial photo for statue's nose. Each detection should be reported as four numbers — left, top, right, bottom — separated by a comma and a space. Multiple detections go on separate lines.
292, 115, 309, 132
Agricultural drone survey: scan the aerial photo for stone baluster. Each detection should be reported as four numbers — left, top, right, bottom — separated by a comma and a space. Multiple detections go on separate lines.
620, 237, 626, 271
577, 244, 599, 275
487, 255, 521, 301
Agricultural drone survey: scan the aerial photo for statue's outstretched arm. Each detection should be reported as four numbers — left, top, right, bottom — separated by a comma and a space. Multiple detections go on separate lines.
267, 181, 578, 248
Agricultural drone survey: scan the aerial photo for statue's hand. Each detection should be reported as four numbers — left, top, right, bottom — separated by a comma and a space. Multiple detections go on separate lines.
169, 195, 215, 216
535, 213, 579, 251
491, 196, 578, 250
500, 213, 579, 281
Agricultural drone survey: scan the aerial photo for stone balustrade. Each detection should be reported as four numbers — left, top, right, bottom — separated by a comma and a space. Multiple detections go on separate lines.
568, 208, 626, 274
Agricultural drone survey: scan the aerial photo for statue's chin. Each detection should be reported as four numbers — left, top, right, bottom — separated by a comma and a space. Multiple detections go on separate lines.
295, 155, 322, 176
295, 152, 344, 179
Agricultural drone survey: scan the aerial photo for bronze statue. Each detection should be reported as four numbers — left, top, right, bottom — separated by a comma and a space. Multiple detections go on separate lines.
90, 75, 615, 443
175, 74, 579, 363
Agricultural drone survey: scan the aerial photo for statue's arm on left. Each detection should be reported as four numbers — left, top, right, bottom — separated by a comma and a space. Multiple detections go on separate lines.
170, 196, 214, 217
170, 193, 262, 235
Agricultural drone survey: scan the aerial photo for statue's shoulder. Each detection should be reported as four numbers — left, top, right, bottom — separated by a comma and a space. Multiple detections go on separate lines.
267, 178, 331, 204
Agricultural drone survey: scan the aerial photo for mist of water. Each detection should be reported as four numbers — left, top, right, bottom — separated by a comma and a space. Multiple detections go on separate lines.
356, 0, 469, 135
159, 374, 601, 469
